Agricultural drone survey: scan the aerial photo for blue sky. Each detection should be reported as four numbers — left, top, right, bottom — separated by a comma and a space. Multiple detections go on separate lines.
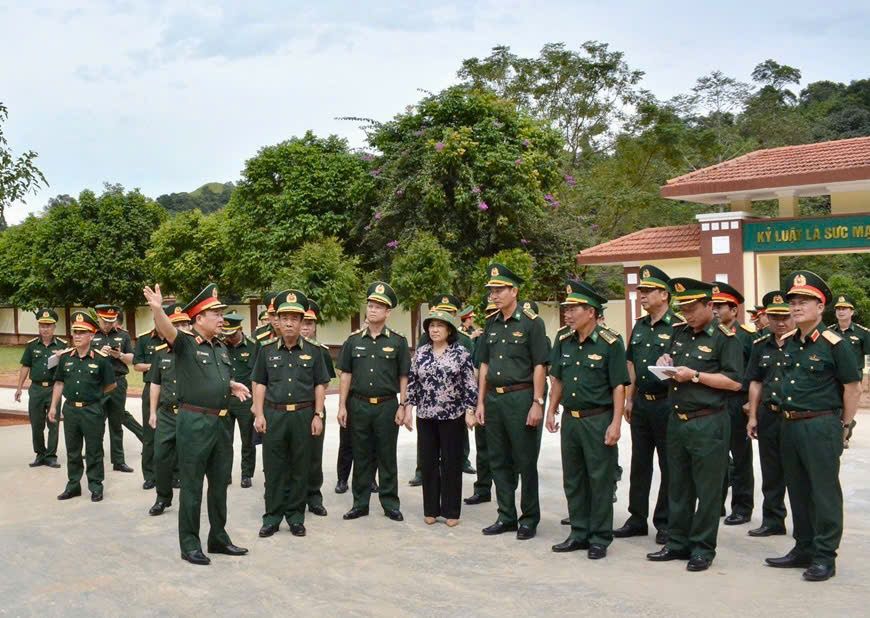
1, 0, 868, 223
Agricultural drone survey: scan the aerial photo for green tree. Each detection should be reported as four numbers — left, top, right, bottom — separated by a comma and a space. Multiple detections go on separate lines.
390, 232, 456, 333
826, 273, 870, 325
469, 248, 541, 310
156, 182, 235, 214
0, 214, 53, 305
0, 102, 48, 229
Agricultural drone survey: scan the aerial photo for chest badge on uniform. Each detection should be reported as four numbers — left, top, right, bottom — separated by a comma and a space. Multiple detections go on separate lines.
88, 363, 98, 368
241, 352, 250, 357
809, 354, 821, 361
300, 354, 312, 360
658, 333, 671, 340
382, 347, 394, 353
511, 331, 523, 338
698, 345, 712, 353
587, 353, 602, 360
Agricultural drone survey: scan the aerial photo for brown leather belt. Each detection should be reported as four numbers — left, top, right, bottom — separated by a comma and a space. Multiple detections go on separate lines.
675, 408, 722, 422
181, 404, 228, 417
352, 393, 396, 405
639, 392, 666, 401
33, 381, 52, 387
266, 400, 313, 412
68, 400, 98, 408
566, 406, 609, 419
782, 409, 836, 421
489, 383, 532, 395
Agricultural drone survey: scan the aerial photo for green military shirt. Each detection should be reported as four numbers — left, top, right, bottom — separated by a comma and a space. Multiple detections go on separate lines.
418, 330, 474, 353
827, 321, 870, 374
172, 328, 233, 410
626, 309, 679, 395
550, 325, 630, 409
338, 326, 411, 397
54, 348, 115, 402
667, 319, 744, 414
133, 330, 161, 384
252, 337, 330, 404
308, 338, 337, 379
226, 335, 257, 387
92, 327, 133, 378
475, 306, 549, 387
20, 335, 67, 382
780, 325, 860, 412
254, 324, 277, 347
745, 333, 792, 407
147, 343, 179, 410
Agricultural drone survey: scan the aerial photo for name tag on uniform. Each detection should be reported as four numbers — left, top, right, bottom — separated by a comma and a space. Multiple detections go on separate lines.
382, 347, 394, 353
355, 346, 367, 350
268, 355, 282, 361
196, 350, 210, 357
698, 346, 712, 353
588, 354, 602, 360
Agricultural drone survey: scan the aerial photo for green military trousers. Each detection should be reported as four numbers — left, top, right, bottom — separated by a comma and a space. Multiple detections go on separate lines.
625, 395, 670, 532
308, 417, 325, 509
485, 389, 541, 528
28, 383, 59, 463
63, 401, 106, 494
141, 384, 154, 482
780, 414, 843, 567
757, 405, 786, 530
228, 398, 256, 480
262, 407, 313, 527
472, 425, 492, 498
666, 411, 730, 561
105, 376, 143, 465
722, 395, 754, 517
176, 409, 233, 554
562, 410, 617, 546
350, 398, 400, 512
154, 406, 178, 505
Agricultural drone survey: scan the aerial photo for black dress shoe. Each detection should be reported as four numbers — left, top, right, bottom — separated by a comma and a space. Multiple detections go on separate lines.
552, 538, 589, 553
91, 492, 103, 502
385, 509, 404, 522
765, 550, 813, 568
482, 521, 518, 536
464, 493, 491, 505
724, 513, 751, 526
655, 530, 669, 545
181, 550, 211, 565
687, 555, 712, 571
241, 477, 252, 488
343, 507, 370, 520
408, 474, 422, 487
259, 523, 280, 537
561, 517, 570, 526
290, 523, 307, 537
149, 501, 170, 516
142, 480, 155, 490
45, 458, 61, 469
113, 463, 134, 473
172, 478, 181, 489
208, 543, 248, 556
57, 489, 81, 500
588, 544, 607, 560
370, 482, 379, 493
335, 480, 348, 494
748, 525, 786, 537
803, 563, 835, 582
516, 525, 536, 540
309, 504, 328, 516
613, 523, 648, 538
462, 461, 476, 474
29, 459, 44, 467
647, 547, 690, 561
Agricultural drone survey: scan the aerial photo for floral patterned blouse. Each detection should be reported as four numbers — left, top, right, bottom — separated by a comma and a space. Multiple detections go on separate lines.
407, 342, 478, 420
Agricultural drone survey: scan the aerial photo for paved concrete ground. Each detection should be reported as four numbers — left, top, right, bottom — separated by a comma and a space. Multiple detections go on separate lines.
1, 388, 868, 617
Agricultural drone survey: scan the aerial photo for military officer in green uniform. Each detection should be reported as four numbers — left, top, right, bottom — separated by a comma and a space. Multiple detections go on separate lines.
49, 311, 116, 501
646, 278, 743, 572
744, 290, 793, 537
142, 283, 251, 565
300, 299, 336, 517
222, 312, 257, 488
475, 264, 549, 540
254, 291, 281, 346
828, 294, 869, 381
147, 302, 189, 516
614, 265, 677, 546
547, 280, 628, 559
16, 309, 66, 468
765, 271, 860, 582
252, 290, 329, 538
711, 282, 756, 526
338, 281, 411, 522
92, 304, 143, 473
133, 317, 163, 488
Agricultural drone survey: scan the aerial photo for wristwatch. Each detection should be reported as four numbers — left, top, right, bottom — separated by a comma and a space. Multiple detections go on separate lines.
691, 371, 701, 383
535, 397, 545, 406
314, 410, 325, 419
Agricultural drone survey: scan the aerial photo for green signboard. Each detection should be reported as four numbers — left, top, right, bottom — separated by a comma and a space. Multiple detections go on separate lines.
744, 214, 870, 252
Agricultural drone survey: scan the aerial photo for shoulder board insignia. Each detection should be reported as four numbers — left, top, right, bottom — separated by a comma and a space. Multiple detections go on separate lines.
604, 326, 621, 338
320, 342, 330, 350
94, 349, 108, 357
857, 323, 870, 332
753, 334, 771, 345
154, 343, 169, 352
137, 330, 153, 338
557, 324, 570, 334
821, 330, 842, 345
740, 323, 756, 334
600, 329, 618, 345
718, 324, 735, 337
195, 336, 203, 345
391, 330, 407, 340
62, 347, 76, 355
672, 321, 688, 328
349, 327, 365, 336
522, 308, 538, 320
265, 337, 279, 346
559, 330, 573, 341
255, 330, 271, 340
779, 328, 798, 342
55, 337, 67, 344
26, 336, 39, 343
181, 329, 196, 336
825, 323, 837, 330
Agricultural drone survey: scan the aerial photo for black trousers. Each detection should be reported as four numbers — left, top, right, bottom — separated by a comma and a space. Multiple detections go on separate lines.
418, 415, 465, 519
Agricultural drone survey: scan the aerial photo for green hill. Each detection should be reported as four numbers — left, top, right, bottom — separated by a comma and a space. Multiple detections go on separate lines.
156, 181, 235, 214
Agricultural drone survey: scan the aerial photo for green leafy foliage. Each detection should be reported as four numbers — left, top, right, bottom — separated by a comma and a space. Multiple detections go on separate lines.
389, 232, 456, 312
0, 102, 48, 229
155, 182, 235, 214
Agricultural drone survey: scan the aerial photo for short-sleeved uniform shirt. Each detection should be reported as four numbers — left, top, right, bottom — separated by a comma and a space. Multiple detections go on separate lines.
827, 321, 870, 376
780, 324, 860, 412
728, 322, 755, 393
20, 336, 67, 383
308, 338, 337, 380
92, 327, 133, 378
626, 310, 678, 396
252, 337, 331, 404
147, 343, 179, 410
476, 307, 549, 388
338, 326, 411, 397
550, 325, 630, 410
133, 330, 161, 384
667, 319, 744, 414
745, 333, 792, 407
54, 348, 115, 402
172, 328, 233, 410
226, 336, 257, 387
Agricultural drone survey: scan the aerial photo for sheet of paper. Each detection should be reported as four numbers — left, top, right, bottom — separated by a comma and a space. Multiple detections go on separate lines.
47, 354, 60, 369
647, 365, 678, 381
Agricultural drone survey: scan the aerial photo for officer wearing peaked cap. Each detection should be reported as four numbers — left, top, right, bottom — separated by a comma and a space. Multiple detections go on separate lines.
222, 312, 258, 489
254, 291, 282, 346
827, 294, 869, 381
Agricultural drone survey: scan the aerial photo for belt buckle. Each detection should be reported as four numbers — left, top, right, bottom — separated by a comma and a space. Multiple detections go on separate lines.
645, 394, 655, 401
368, 397, 378, 405
783, 411, 792, 419
74, 402, 83, 408
219, 409, 228, 417
495, 387, 505, 394
286, 403, 297, 412
571, 410, 581, 418
677, 413, 688, 421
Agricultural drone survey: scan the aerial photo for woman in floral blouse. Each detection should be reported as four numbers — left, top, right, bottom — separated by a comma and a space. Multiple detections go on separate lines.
407, 310, 478, 526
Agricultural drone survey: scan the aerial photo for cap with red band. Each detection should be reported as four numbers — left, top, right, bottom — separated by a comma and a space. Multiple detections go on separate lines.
183, 284, 227, 319
711, 282, 744, 306
94, 304, 121, 322
785, 270, 832, 305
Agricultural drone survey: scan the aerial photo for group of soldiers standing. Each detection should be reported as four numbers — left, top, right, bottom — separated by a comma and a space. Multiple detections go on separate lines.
17, 261, 865, 580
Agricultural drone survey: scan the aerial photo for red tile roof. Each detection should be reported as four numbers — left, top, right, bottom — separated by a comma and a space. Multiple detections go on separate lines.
577, 224, 700, 264
662, 136, 870, 199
